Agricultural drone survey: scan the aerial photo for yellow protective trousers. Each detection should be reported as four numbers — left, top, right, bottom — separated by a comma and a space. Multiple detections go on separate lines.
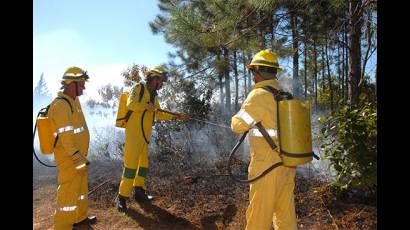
119, 83, 173, 198
48, 92, 90, 230
246, 160, 297, 230
54, 163, 89, 230
231, 80, 297, 230
119, 127, 149, 197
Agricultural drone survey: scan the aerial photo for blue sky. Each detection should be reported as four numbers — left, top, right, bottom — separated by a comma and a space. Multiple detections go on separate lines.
33, 0, 176, 100
33, 0, 376, 101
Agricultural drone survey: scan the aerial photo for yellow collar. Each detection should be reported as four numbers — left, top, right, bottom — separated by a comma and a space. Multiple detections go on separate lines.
57, 91, 76, 105
251, 79, 283, 91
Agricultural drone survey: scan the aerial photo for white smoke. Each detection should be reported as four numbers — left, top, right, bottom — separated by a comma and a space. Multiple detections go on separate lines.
33, 77, 54, 165
296, 109, 336, 181
33, 71, 336, 182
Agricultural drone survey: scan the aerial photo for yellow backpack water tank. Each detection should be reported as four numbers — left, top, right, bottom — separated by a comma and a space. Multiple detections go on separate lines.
278, 100, 313, 167
116, 83, 146, 128
36, 115, 55, 154
35, 97, 73, 155
116, 93, 130, 128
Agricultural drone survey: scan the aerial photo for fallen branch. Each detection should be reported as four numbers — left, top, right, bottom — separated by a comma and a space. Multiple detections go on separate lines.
182, 174, 236, 185
320, 196, 339, 230
88, 179, 112, 196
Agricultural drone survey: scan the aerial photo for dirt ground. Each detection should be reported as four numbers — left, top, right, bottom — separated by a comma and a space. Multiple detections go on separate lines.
33, 158, 376, 230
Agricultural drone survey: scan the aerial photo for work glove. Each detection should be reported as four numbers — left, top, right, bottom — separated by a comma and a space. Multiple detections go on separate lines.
72, 151, 90, 176
176, 112, 189, 121
147, 103, 157, 113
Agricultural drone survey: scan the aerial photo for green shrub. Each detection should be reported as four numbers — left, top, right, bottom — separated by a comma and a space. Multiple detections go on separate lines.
318, 94, 376, 196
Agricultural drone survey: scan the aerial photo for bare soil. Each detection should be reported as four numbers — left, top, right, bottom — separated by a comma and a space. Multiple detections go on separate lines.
33, 157, 376, 230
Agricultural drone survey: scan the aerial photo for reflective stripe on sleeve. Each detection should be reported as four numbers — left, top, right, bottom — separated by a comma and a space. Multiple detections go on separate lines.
249, 128, 277, 137
236, 109, 256, 126
54, 126, 86, 137
53, 126, 74, 137
73, 126, 86, 134
58, 206, 77, 212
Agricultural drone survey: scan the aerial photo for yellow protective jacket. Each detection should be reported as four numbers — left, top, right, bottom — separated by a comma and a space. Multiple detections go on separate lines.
231, 79, 283, 169
126, 83, 174, 139
231, 79, 297, 230
118, 83, 175, 197
48, 92, 90, 179
48, 92, 90, 230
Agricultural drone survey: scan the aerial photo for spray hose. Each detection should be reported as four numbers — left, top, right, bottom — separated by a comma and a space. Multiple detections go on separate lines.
88, 178, 112, 196
141, 109, 150, 144
156, 109, 284, 184
181, 130, 281, 184
227, 123, 285, 184
187, 117, 231, 129
156, 109, 231, 129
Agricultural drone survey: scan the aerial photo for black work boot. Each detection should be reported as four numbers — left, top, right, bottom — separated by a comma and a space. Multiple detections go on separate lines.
73, 216, 97, 227
116, 194, 128, 213
133, 187, 152, 203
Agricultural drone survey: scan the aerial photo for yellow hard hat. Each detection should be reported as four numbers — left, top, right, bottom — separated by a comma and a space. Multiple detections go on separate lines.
62, 66, 89, 84
144, 66, 168, 81
247, 50, 282, 72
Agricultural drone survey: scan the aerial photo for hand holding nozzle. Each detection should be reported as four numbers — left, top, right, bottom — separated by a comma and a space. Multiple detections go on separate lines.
156, 109, 189, 121
176, 112, 189, 121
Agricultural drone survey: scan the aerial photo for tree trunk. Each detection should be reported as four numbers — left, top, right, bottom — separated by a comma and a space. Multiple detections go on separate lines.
325, 37, 334, 112
291, 13, 300, 98
258, 11, 266, 50
344, 27, 349, 103
349, 0, 362, 105
223, 48, 231, 114
304, 41, 308, 100
361, 8, 373, 87
375, 64, 377, 98
233, 50, 239, 111
219, 73, 224, 108
217, 53, 224, 108
313, 39, 318, 112
268, 10, 274, 51
341, 35, 345, 103
321, 45, 326, 101
337, 43, 342, 101
247, 54, 252, 93
242, 52, 247, 96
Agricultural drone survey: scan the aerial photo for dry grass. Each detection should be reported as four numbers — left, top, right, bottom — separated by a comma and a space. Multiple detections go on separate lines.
33, 157, 376, 230
33, 184, 56, 230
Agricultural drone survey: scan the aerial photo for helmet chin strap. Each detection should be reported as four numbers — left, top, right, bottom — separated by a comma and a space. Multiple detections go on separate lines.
252, 70, 262, 83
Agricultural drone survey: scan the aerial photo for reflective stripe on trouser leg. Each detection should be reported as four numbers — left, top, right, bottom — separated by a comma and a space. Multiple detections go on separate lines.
54, 173, 82, 230
119, 167, 137, 197
245, 165, 297, 230
120, 123, 148, 197
76, 174, 89, 223
133, 167, 148, 190
133, 143, 149, 189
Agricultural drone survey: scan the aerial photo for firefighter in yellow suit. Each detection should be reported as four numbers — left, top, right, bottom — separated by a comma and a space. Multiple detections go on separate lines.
231, 50, 297, 230
48, 67, 96, 230
117, 66, 188, 212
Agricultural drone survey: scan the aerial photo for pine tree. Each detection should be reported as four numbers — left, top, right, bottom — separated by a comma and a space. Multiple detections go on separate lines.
33, 73, 52, 111
149, 0, 376, 111
33, 73, 51, 99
